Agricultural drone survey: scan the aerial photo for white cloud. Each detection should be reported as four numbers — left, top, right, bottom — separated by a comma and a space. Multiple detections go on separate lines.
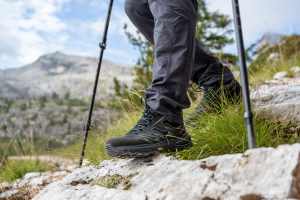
89, 0, 107, 10
80, 4, 137, 41
207, 0, 300, 51
0, 0, 70, 69
3, 0, 298, 69
64, 2, 138, 48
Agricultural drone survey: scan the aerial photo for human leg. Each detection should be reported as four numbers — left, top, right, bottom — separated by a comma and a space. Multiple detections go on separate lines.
125, 0, 234, 86
144, 0, 198, 123
105, 0, 198, 158
124, 0, 236, 122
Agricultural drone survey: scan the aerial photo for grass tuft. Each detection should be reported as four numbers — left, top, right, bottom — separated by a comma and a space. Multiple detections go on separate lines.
169, 94, 296, 160
0, 159, 56, 183
0, 102, 60, 183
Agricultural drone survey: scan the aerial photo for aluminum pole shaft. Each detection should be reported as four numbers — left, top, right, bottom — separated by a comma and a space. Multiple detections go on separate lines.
231, 0, 256, 149
78, 0, 114, 167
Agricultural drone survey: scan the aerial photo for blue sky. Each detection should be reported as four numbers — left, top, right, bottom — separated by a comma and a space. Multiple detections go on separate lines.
0, 0, 299, 70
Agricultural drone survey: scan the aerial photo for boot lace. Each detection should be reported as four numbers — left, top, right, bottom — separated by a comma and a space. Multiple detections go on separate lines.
126, 97, 157, 135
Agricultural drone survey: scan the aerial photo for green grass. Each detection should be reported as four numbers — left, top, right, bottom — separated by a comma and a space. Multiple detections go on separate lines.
0, 136, 65, 157
63, 87, 297, 166
170, 95, 295, 160
246, 34, 300, 85
247, 52, 300, 86
56, 107, 140, 165
0, 115, 60, 183
0, 159, 57, 183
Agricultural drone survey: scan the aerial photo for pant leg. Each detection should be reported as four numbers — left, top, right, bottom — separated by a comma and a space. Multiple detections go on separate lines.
125, 0, 234, 87
124, 0, 155, 44
124, 0, 234, 123
191, 40, 234, 86
148, 0, 198, 123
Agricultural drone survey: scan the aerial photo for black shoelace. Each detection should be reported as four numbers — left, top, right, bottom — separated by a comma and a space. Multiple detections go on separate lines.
126, 97, 157, 135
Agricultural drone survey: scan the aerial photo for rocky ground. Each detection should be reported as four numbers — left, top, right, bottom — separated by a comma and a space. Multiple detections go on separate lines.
0, 165, 78, 200
250, 66, 300, 128
15, 144, 300, 200
3, 142, 300, 200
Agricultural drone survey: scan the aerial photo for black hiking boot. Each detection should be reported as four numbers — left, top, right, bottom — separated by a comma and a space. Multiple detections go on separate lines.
185, 79, 242, 127
106, 98, 193, 159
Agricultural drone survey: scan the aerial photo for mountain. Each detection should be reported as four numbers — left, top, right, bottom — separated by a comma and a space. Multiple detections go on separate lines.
258, 32, 283, 48
250, 32, 284, 61
0, 52, 135, 141
0, 52, 135, 100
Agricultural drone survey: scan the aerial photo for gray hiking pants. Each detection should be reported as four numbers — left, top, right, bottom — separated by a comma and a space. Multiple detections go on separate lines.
125, 0, 234, 123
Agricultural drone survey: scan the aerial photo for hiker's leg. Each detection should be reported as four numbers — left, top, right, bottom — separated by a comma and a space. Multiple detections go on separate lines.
191, 41, 234, 86
126, 0, 198, 123
124, 0, 155, 44
125, 0, 234, 87
125, 0, 234, 123
143, 0, 198, 123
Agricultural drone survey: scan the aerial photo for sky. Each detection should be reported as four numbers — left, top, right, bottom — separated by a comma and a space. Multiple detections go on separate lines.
0, 0, 299, 70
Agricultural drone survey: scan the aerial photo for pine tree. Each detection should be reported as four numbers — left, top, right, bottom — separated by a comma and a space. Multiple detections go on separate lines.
64, 92, 70, 100
52, 92, 59, 99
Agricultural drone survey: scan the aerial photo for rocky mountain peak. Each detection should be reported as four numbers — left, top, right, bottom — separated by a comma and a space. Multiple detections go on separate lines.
0, 52, 135, 99
259, 32, 283, 48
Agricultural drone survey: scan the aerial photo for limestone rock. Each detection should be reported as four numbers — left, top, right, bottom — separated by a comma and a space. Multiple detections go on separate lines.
53, 171, 69, 178
33, 144, 300, 200
29, 177, 46, 187
0, 188, 25, 200
12, 179, 27, 188
6, 169, 71, 199
264, 76, 300, 87
251, 83, 300, 125
265, 79, 280, 84
0, 182, 12, 190
267, 52, 279, 61
66, 165, 78, 172
291, 66, 300, 73
24, 173, 41, 180
273, 71, 288, 80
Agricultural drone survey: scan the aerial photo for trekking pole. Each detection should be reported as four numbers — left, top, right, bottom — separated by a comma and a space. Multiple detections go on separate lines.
78, 0, 114, 167
231, 0, 256, 149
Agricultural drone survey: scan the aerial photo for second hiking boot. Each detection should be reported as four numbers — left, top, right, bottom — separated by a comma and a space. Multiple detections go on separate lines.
106, 98, 193, 159
185, 79, 242, 126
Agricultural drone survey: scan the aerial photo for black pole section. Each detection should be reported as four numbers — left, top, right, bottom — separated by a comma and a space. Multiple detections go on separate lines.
78, 0, 114, 167
231, 0, 256, 149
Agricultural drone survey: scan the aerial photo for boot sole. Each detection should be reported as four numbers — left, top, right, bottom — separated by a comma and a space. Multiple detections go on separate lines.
105, 136, 193, 159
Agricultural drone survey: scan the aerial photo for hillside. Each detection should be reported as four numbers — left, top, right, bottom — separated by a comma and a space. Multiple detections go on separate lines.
0, 52, 135, 100
0, 53, 135, 152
